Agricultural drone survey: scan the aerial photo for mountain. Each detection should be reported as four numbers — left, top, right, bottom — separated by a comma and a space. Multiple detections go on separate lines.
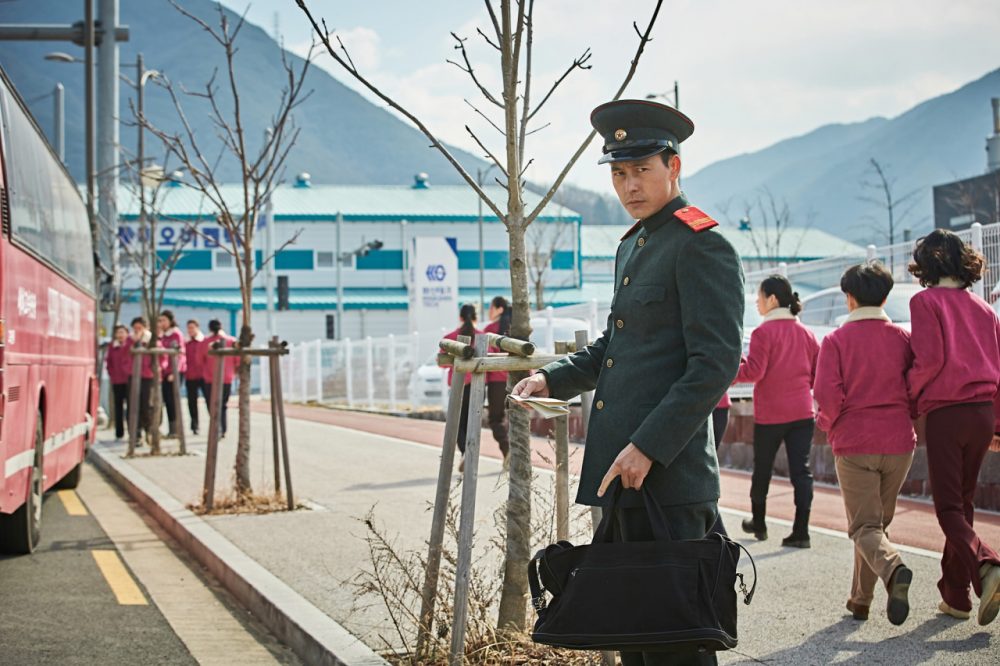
683, 68, 1000, 243
0, 0, 492, 186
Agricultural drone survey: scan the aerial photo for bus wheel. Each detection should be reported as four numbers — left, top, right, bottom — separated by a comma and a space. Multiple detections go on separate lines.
0, 414, 44, 554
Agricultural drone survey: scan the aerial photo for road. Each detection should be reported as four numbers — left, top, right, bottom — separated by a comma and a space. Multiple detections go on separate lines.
0, 463, 300, 666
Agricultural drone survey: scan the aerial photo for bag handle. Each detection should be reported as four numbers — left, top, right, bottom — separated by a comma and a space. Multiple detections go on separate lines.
527, 548, 549, 614
733, 538, 758, 605
593, 480, 677, 543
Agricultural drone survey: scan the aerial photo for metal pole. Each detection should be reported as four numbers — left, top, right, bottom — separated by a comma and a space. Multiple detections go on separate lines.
336, 211, 344, 339
53, 82, 64, 163
98, 0, 119, 332
449, 335, 488, 665
416, 335, 470, 655
84, 0, 96, 267
674, 79, 680, 109
478, 169, 485, 318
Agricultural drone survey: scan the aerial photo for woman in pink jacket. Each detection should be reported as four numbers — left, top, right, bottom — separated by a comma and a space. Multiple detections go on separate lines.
440, 304, 483, 473
736, 275, 819, 548
203, 319, 238, 438
482, 296, 512, 466
814, 262, 916, 625
105, 325, 132, 440
157, 310, 186, 438
907, 229, 1000, 625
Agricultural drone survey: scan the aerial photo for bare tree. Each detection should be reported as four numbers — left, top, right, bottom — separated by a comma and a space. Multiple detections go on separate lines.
859, 157, 921, 246
526, 215, 575, 310
295, 0, 663, 633
117, 140, 204, 455
140, 2, 310, 494
719, 188, 809, 271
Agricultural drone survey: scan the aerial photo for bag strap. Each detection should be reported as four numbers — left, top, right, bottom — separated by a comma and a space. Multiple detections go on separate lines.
527, 548, 548, 613
593, 480, 680, 543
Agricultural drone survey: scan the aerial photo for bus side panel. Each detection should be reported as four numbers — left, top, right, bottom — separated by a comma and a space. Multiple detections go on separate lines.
0, 362, 34, 516
40, 363, 89, 490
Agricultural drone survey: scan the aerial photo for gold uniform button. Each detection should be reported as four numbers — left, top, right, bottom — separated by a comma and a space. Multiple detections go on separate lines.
616, 319, 624, 329
606, 358, 614, 368
637, 237, 646, 247
623, 276, 630, 286
596, 400, 605, 410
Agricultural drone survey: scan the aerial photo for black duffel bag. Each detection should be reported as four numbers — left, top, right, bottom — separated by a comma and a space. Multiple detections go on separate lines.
528, 483, 757, 654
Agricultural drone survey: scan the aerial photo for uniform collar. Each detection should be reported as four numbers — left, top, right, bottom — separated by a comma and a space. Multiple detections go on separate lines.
189, 332, 204, 342
763, 307, 797, 322
845, 306, 891, 323
620, 194, 689, 240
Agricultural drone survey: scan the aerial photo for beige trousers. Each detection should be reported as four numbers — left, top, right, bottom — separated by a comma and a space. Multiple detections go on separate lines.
835, 452, 915, 606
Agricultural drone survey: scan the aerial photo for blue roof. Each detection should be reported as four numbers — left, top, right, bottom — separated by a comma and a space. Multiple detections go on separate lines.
147, 284, 610, 311
116, 182, 581, 223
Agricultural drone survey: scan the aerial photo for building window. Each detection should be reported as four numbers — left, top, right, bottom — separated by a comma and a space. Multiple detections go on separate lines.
949, 213, 975, 228
215, 251, 234, 268
325, 314, 336, 340
316, 251, 334, 268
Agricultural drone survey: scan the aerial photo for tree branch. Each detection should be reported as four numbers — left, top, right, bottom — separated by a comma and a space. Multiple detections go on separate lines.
466, 126, 508, 175
447, 32, 503, 107
525, 0, 664, 225
526, 48, 592, 122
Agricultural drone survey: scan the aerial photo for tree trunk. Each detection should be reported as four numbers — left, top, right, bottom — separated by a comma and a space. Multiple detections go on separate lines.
234, 323, 253, 495
497, 220, 532, 632
148, 329, 163, 455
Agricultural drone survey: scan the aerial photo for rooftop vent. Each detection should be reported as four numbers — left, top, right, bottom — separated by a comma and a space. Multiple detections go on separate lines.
739, 217, 751, 231
412, 172, 430, 189
166, 170, 184, 187
294, 172, 312, 188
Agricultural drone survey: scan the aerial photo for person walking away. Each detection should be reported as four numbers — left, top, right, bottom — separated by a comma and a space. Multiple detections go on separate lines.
129, 316, 155, 445
158, 310, 186, 438
514, 99, 744, 666
814, 262, 916, 625
441, 304, 483, 473
105, 325, 132, 440
185, 319, 207, 435
483, 296, 512, 467
736, 275, 819, 547
203, 319, 237, 438
906, 229, 1000, 625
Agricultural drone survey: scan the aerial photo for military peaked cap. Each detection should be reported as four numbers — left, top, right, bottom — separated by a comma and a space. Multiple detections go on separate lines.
591, 99, 694, 164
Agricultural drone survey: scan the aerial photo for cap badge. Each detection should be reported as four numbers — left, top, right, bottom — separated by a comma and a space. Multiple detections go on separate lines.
614, 128, 627, 141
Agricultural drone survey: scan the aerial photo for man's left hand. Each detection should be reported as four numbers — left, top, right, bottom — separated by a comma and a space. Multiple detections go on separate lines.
597, 443, 653, 497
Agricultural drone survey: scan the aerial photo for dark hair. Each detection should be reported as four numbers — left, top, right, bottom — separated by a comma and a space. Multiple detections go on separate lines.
208, 319, 222, 334
130, 316, 148, 327
459, 303, 477, 339
908, 228, 985, 288
159, 309, 176, 326
658, 149, 679, 168
113, 324, 128, 334
759, 274, 802, 316
491, 296, 511, 335
187, 319, 199, 327
840, 262, 894, 307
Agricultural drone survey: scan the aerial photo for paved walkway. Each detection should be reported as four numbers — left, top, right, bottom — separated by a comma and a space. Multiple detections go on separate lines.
93, 401, 1000, 664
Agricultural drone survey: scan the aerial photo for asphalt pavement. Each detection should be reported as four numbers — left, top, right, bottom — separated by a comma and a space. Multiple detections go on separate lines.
0, 464, 301, 666
0, 481, 196, 665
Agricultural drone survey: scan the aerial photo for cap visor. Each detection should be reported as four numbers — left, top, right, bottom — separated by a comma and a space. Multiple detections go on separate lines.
597, 146, 668, 165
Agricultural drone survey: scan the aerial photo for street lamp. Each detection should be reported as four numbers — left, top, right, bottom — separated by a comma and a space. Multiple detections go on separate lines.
646, 80, 680, 109
476, 165, 497, 319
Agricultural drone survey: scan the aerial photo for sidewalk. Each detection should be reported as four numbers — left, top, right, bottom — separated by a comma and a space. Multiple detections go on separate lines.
91, 402, 1000, 664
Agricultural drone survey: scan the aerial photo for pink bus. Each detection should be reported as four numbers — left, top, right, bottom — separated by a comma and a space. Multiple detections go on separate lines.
0, 67, 98, 553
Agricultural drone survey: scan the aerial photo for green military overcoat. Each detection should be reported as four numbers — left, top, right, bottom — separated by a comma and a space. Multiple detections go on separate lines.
541, 195, 745, 508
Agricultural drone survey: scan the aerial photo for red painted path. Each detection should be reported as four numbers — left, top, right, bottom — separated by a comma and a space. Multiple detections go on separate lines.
256, 402, 1000, 555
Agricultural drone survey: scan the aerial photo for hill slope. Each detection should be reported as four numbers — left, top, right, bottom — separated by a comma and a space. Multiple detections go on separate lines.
683, 68, 1000, 242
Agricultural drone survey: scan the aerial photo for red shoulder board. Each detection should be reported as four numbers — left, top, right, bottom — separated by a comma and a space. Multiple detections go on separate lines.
620, 220, 642, 241
674, 206, 718, 232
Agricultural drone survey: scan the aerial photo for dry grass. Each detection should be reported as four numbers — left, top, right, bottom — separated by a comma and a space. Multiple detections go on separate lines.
188, 490, 303, 516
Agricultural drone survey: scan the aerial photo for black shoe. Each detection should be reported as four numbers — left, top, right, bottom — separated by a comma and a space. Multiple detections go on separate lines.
741, 517, 768, 541
886, 565, 912, 626
846, 600, 870, 621
781, 533, 811, 548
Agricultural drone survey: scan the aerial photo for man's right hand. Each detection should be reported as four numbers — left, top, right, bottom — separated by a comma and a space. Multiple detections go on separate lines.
511, 374, 550, 406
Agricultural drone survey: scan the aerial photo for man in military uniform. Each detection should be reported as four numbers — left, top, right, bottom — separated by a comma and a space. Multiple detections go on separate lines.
513, 99, 745, 666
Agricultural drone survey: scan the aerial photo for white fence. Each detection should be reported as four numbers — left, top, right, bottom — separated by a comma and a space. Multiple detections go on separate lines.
272, 222, 1000, 408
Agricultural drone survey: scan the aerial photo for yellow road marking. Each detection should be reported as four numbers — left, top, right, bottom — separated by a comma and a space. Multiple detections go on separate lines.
91, 550, 148, 606
57, 490, 88, 516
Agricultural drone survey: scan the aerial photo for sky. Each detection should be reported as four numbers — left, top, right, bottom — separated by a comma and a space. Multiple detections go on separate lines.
221, 0, 1000, 193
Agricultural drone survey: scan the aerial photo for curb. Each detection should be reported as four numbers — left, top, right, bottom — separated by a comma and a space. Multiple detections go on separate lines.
88, 442, 388, 666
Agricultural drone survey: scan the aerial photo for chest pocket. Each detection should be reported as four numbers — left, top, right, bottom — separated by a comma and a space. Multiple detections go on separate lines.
633, 285, 667, 305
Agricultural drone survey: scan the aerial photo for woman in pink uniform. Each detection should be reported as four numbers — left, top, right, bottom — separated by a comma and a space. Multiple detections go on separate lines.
907, 229, 1000, 625
482, 296, 512, 466
736, 275, 819, 548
